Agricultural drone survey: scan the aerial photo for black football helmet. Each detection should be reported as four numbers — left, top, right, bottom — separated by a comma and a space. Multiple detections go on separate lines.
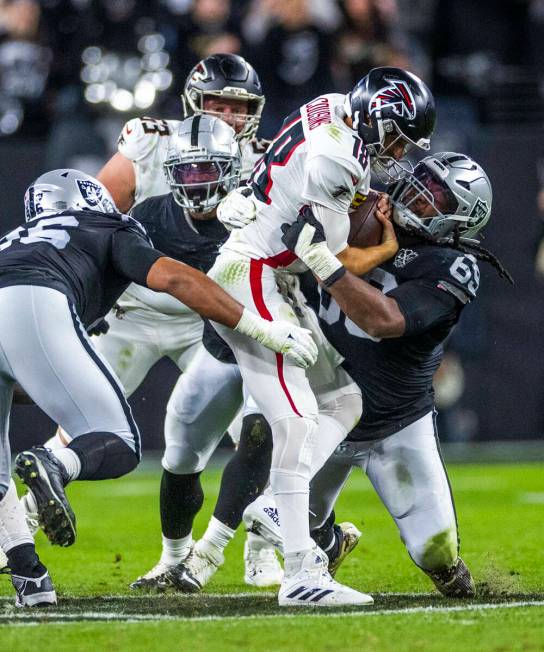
182, 53, 265, 142
346, 67, 436, 182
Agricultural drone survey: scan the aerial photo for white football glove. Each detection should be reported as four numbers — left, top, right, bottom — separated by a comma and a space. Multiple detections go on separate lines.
217, 187, 257, 231
281, 206, 346, 287
235, 309, 318, 369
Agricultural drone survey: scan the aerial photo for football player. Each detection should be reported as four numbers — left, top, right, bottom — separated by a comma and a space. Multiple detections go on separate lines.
193, 67, 436, 607
0, 169, 315, 606
22, 54, 277, 570
245, 152, 513, 597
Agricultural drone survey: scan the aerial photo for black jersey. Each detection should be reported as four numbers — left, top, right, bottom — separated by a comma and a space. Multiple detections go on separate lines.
0, 209, 163, 329
319, 242, 480, 441
131, 193, 237, 363
131, 193, 228, 273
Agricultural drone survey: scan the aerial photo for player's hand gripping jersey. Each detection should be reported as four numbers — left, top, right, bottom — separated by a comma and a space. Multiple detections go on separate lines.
222, 94, 370, 269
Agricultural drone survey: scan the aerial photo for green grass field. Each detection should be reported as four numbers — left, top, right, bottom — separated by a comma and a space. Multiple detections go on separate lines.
1, 460, 543, 651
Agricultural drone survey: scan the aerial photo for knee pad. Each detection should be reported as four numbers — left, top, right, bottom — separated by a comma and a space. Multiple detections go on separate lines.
162, 411, 216, 475
68, 432, 138, 480
238, 414, 272, 459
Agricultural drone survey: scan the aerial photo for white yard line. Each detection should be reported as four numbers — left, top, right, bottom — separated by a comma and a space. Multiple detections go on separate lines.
1, 599, 543, 625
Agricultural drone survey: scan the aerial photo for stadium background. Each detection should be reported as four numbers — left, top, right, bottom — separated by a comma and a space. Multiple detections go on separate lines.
0, 0, 543, 450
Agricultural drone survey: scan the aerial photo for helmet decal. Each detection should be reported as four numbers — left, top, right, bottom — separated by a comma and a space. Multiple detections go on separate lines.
76, 179, 104, 207
470, 197, 489, 221
369, 80, 417, 120
190, 61, 208, 84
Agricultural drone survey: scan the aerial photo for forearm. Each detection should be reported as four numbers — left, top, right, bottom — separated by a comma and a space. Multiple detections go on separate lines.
337, 242, 398, 277
147, 258, 243, 328
327, 272, 405, 338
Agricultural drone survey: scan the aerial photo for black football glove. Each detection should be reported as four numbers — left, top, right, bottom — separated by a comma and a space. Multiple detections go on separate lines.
87, 319, 110, 337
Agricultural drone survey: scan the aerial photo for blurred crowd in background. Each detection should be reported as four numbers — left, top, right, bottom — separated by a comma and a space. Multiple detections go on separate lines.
1, 0, 543, 443
1, 0, 542, 152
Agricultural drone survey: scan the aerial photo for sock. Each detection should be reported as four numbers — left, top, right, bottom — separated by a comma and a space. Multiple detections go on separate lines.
202, 516, 235, 552
160, 471, 203, 539
44, 427, 72, 451
0, 480, 34, 554
284, 548, 313, 578
159, 533, 193, 566
272, 487, 313, 558
213, 414, 272, 529
52, 447, 81, 482
6, 543, 46, 577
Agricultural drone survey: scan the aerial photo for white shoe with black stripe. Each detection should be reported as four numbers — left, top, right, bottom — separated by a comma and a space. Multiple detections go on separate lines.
278, 546, 373, 607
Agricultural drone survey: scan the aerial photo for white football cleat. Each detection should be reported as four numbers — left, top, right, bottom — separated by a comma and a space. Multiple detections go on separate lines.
243, 494, 283, 552
278, 546, 373, 607
244, 533, 284, 587
161, 539, 224, 592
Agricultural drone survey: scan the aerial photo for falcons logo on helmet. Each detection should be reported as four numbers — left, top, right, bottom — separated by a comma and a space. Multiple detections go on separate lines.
369, 81, 417, 120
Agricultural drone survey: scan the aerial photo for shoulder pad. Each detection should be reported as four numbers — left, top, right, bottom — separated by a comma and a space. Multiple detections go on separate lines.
394, 245, 480, 300
117, 117, 173, 162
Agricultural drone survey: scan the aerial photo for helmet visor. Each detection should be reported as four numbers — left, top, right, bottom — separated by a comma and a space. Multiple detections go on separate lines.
165, 156, 239, 212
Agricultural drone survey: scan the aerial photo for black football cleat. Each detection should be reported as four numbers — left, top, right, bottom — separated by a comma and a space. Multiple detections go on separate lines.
15, 447, 76, 547
425, 557, 476, 598
1, 567, 57, 607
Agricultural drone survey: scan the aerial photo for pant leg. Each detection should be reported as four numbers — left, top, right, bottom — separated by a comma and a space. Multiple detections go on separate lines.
209, 254, 319, 554
0, 286, 141, 457
93, 307, 163, 397
162, 345, 243, 474
0, 363, 14, 498
365, 412, 459, 571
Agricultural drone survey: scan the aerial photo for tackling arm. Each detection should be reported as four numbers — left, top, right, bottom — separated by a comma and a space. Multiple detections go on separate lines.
325, 272, 406, 338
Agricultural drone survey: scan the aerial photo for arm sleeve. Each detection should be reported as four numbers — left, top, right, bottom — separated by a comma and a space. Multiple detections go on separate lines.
387, 279, 465, 336
110, 228, 165, 286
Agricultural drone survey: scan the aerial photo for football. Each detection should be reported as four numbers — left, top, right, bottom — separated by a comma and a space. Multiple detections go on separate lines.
348, 190, 384, 248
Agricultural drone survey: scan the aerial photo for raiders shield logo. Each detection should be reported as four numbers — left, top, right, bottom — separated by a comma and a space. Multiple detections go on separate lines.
77, 179, 104, 207
469, 198, 489, 223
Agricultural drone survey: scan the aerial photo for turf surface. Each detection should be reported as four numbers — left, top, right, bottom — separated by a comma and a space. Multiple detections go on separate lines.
1, 461, 543, 651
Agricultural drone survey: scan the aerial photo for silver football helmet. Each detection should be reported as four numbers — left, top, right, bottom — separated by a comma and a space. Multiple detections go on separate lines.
163, 115, 241, 214
391, 152, 492, 240
24, 169, 117, 222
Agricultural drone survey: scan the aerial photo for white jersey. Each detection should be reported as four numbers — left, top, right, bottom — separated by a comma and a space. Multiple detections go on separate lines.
115, 116, 267, 315
222, 93, 371, 271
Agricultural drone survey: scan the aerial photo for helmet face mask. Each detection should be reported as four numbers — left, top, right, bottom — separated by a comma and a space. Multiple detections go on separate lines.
391, 153, 492, 241
183, 54, 265, 142
164, 115, 241, 214
24, 170, 117, 222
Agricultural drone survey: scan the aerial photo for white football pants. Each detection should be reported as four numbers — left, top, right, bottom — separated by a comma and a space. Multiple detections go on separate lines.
309, 411, 459, 571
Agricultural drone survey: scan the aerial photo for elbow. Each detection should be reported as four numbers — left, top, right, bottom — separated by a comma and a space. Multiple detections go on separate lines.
364, 314, 405, 339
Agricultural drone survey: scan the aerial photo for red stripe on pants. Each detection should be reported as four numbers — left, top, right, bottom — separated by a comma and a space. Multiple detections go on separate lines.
249, 258, 302, 418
